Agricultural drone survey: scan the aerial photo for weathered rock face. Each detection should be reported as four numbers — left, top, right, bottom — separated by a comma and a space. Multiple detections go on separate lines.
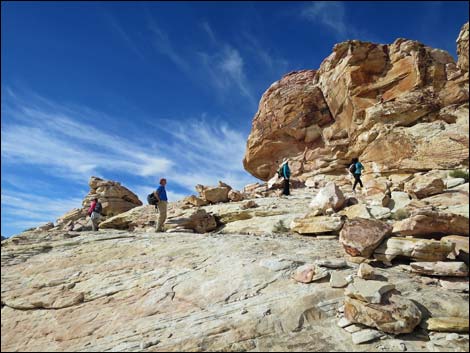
404, 176, 445, 199
244, 25, 469, 181
410, 261, 469, 277
374, 237, 455, 262
392, 209, 469, 236
457, 22, 469, 72
344, 295, 422, 334
290, 215, 344, 235
243, 70, 334, 180
339, 218, 393, 258
83, 176, 142, 217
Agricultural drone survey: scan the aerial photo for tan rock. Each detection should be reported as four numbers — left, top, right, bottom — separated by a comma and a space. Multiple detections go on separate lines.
339, 218, 392, 258
200, 186, 230, 203
290, 215, 344, 235
345, 278, 395, 304
339, 204, 371, 219
441, 235, 469, 264
357, 263, 376, 280
404, 176, 445, 199
329, 272, 349, 288
243, 27, 469, 182
309, 182, 346, 212
183, 195, 209, 207
374, 237, 455, 262
292, 264, 329, 283
243, 70, 333, 180
410, 261, 468, 277
392, 209, 469, 236
344, 295, 422, 334
240, 200, 259, 210
457, 22, 469, 72
166, 209, 218, 233
228, 190, 244, 202
426, 317, 469, 333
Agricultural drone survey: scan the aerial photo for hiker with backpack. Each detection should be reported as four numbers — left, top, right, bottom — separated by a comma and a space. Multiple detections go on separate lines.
278, 159, 291, 196
87, 198, 103, 231
348, 157, 364, 192
153, 178, 168, 232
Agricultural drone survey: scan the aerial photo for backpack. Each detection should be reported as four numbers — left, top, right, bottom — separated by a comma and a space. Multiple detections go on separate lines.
94, 202, 102, 214
349, 163, 356, 174
147, 193, 158, 205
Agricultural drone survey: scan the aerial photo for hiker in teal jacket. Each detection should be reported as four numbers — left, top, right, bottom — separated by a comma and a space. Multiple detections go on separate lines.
349, 157, 364, 192
280, 160, 291, 196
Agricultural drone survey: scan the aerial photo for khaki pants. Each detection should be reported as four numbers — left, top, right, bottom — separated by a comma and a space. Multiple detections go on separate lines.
157, 201, 167, 231
91, 212, 101, 231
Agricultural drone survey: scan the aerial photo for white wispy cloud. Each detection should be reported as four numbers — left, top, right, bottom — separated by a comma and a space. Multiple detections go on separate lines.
2, 93, 173, 181
104, 12, 146, 60
2, 89, 257, 235
301, 1, 384, 43
1, 190, 83, 229
147, 16, 191, 73
302, 1, 348, 37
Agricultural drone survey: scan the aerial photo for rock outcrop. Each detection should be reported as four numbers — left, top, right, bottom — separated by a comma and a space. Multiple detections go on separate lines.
55, 176, 142, 231
244, 23, 469, 181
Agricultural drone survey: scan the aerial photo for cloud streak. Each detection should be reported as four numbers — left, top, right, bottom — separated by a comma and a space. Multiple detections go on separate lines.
1, 88, 257, 235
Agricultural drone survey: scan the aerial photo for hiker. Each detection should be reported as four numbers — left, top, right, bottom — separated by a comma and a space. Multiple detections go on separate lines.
154, 178, 168, 232
278, 159, 291, 196
349, 157, 364, 192
87, 198, 102, 231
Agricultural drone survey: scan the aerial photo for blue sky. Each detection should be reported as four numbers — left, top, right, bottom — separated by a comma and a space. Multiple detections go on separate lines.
1, 1, 468, 237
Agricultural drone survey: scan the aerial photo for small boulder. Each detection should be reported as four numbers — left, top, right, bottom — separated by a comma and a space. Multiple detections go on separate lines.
292, 264, 329, 283
345, 278, 396, 304
404, 176, 445, 199
309, 182, 345, 212
228, 190, 244, 202
339, 218, 393, 258
344, 295, 422, 334
290, 215, 344, 235
357, 263, 376, 280
410, 261, 469, 277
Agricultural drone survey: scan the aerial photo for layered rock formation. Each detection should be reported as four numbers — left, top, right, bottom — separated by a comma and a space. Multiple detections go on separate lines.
55, 176, 142, 231
244, 22, 469, 181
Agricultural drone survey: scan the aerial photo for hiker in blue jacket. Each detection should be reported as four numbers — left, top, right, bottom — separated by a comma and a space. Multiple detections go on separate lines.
279, 159, 291, 196
349, 157, 364, 192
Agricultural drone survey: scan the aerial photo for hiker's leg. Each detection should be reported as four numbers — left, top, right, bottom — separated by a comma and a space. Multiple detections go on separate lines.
358, 175, 363, 188
353, 175, 359, 191
157, 201, 167, 231
283, 178, 289, 195
286, 178, 290, 195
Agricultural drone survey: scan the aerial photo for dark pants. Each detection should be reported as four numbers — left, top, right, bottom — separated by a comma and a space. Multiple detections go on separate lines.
283, 178, 290, 196
353, 174, 363, 190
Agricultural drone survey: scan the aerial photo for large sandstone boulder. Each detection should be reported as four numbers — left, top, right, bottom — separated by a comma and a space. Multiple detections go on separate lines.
374, 237, 455, 262
183, 195, 209, 207
290, 215, 344, 235
82, 177, 142, 217
243, 70, 334, 180
166, 209, 217, 233
339, 218, 393, 258
309, 182, 346, 212
344, 295, 422, 334
404, 176, 445, 199
392, 209, 469, 236
196, 181, 232, 204
410, 261, 469, 277
243, 24, 469, 182
457, 22, 469, 72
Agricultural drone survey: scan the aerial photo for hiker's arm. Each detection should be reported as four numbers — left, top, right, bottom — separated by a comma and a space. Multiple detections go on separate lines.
154, 190, 161, 202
